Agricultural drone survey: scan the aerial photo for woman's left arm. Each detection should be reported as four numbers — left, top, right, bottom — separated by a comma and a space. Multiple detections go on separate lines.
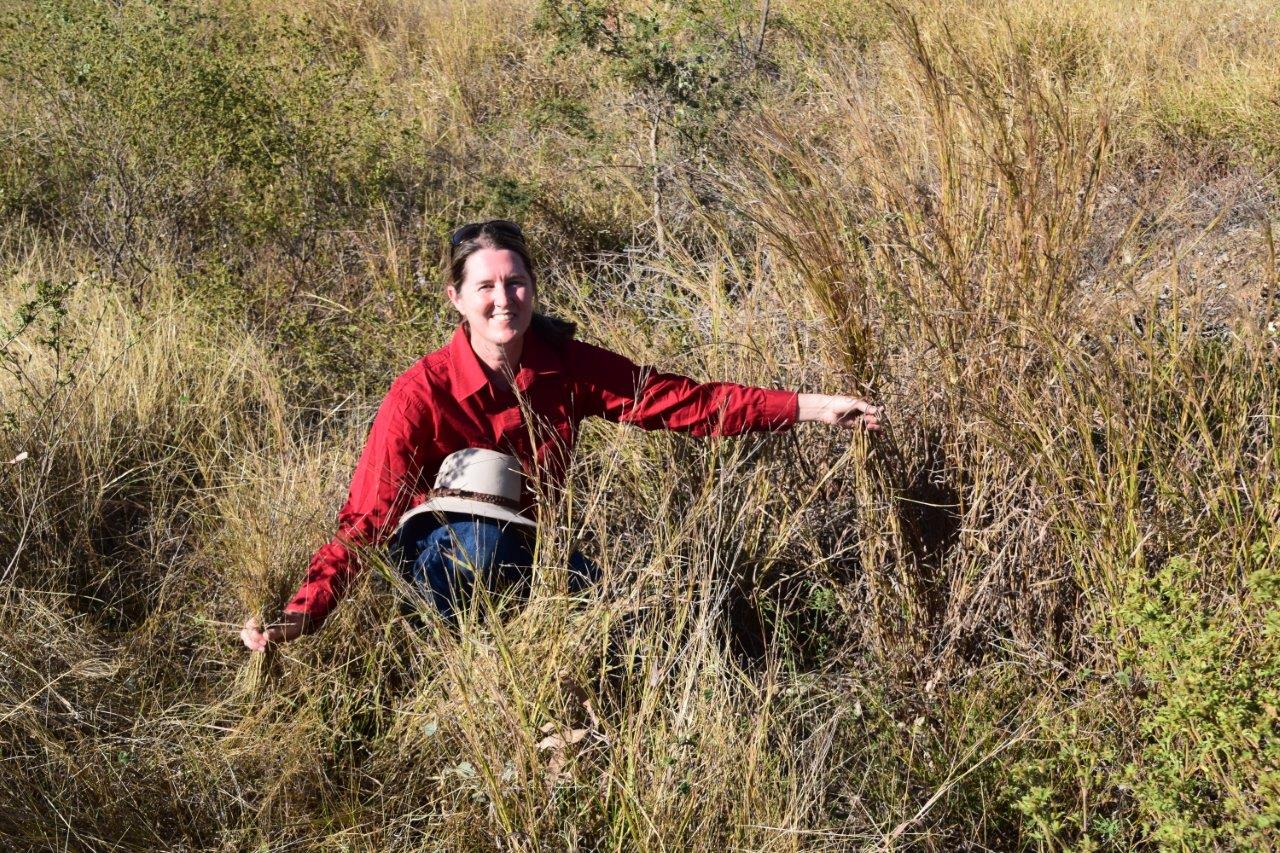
797, 394, 882, 431
567, 339, 881, 435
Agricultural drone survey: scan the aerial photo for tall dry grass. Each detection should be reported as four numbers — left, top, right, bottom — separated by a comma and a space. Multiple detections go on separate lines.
2, 0, 1279, 849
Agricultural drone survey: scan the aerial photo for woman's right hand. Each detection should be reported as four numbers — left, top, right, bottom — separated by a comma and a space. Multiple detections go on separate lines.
240, 612, 310, 652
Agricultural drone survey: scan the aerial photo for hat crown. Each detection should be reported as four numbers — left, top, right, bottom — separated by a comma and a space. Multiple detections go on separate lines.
433, 448, 523, 502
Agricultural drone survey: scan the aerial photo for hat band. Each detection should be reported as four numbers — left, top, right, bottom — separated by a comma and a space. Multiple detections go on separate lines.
429, 487, 522, 511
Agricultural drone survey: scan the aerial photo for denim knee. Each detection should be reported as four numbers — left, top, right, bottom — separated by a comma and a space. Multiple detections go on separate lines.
396, 512, 534, 621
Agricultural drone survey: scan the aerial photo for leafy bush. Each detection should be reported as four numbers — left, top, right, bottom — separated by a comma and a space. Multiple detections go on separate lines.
534, 0, 759, 141
1117, 553, 1280, 846
0, 0, 407, 283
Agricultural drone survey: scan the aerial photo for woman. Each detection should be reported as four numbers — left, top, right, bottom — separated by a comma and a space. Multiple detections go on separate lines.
242, 220, 880, 651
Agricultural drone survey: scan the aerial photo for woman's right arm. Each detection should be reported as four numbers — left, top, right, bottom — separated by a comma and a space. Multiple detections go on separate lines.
242, 381, 432, 652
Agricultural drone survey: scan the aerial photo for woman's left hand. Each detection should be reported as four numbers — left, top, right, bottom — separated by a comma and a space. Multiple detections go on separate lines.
797, 394, 882, 431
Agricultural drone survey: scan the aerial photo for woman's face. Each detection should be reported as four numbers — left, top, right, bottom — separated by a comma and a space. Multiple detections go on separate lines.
448, 247, 535, 351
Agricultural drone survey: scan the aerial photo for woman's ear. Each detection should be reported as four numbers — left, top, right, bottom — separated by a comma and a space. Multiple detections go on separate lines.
445, 284, 460, 311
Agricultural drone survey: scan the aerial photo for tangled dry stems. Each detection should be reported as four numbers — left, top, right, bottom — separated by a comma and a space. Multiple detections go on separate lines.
2, 0, 1278, 849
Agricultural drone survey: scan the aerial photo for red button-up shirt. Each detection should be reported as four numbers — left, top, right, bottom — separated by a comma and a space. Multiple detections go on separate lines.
284, 323, 799, 623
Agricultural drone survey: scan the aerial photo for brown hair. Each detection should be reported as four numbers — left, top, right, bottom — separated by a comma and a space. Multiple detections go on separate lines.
446, 220, 576, 347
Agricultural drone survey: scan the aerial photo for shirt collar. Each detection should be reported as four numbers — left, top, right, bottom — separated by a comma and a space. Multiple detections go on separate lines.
446, 324, 489, 400
446, 322, 563, 400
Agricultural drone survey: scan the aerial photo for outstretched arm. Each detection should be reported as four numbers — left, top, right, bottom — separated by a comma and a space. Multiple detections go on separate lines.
568, 340, 797, 435
567, 340, 882, 436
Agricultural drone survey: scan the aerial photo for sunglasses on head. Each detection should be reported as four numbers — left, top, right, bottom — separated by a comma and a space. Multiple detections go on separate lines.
448, 219, 523, 248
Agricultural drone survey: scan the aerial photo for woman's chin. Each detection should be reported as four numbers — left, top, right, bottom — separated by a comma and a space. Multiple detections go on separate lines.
480, 324, 522, 344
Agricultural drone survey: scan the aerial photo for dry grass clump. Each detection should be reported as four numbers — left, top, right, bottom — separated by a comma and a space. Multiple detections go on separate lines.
2, 0, 1279, 849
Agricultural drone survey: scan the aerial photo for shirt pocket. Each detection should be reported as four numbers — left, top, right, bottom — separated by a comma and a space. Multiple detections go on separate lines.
493, 407, 524, 440
552, 414, 575, 446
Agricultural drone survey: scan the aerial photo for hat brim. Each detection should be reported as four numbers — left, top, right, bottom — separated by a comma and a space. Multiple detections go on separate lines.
397, 497, 536, 530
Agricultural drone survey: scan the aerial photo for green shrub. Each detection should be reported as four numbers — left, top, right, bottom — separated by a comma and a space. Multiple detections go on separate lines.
1005, 548, 1280, 848
0, 0, 407, 279
534, 0, 759, 142
1117, 553, 1280, 847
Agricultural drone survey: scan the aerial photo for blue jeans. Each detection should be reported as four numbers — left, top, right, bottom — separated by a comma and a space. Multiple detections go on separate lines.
392, 511, 600, 622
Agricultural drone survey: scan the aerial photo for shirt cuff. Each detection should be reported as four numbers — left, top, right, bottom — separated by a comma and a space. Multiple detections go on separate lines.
284, 589, 332, 626
756, 389, 800, 431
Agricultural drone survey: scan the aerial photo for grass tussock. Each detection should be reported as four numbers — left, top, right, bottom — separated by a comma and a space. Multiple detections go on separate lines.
2, 0, 1279, 849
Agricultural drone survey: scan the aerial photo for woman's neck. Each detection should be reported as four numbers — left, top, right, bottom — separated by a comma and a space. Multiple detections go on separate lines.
469, 331, 523, 388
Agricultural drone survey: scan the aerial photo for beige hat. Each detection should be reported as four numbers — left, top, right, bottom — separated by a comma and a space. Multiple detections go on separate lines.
397, 448, 535, 530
